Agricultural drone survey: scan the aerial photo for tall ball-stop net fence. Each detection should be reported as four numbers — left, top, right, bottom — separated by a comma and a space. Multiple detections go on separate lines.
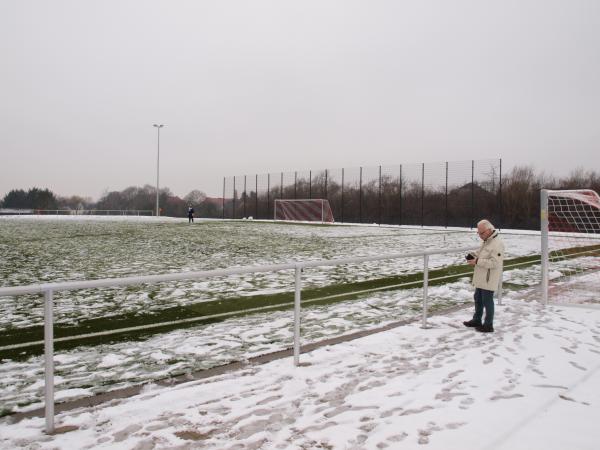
222, 159, 502, 228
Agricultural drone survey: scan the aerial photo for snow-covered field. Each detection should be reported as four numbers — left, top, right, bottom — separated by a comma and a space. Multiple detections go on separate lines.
0, 216, 598, 442
1, 293, 599, 450
0, 216, 543, 329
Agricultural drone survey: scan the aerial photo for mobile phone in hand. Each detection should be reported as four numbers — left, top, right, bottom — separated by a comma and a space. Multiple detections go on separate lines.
465, 253, 475, 261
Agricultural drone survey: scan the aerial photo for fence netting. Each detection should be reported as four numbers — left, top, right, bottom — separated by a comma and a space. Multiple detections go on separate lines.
222, 159, 502, 228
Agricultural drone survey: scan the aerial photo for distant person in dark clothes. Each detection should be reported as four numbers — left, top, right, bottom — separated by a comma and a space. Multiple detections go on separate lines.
187, 206, 194, 223
463, 219, 505, 333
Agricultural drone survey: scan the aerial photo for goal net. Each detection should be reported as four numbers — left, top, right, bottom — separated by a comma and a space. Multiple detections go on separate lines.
274, 199, 335, 223
541, 189, 600, 305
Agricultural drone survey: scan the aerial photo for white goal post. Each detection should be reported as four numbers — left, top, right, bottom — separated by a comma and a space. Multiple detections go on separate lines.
541, 189, 600, 305
274, 199, 334, 223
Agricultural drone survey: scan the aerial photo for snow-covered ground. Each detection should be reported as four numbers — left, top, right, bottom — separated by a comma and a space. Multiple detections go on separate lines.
1, 292, 599, 450
0, 278, 476, 416
1, 216, 599, 448
0, 218, 598, 415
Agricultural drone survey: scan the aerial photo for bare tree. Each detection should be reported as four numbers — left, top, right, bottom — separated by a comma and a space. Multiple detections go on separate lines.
184, 190, 207, 205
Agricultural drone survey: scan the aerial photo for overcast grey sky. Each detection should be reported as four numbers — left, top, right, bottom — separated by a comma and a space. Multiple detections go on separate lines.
1, 0, 599, 199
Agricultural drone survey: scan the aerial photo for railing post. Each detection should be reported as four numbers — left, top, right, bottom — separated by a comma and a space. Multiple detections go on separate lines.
422, 254, 429, 328
294, 266, 302, 366
541, 189, 549, 306
44, 289, 55, 434
497, 269, 503, 305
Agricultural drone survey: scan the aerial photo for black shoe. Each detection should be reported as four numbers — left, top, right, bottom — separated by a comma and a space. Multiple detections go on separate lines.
463, 320, 482, 328
475, 325, 494, 333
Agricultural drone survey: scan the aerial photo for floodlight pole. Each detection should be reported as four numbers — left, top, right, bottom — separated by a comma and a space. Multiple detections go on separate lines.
153, 124, 164, 216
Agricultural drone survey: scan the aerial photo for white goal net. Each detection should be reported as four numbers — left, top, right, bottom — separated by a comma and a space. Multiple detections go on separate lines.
541, 189, 600, 305
274, 199, 334, 223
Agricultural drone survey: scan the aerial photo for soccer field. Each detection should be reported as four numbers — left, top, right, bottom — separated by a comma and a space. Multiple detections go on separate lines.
0, 216, 588, 416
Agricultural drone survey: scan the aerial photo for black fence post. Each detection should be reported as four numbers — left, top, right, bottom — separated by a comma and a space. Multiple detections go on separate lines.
421, 163, 425, 227
280, 172, 283, 199
294, 172, 297, 199
325, 169, 328, 200
267, 173, 270, 220
399, 164, 402, 226
243, 175, 246, 218
233, 176, 236, 220
378, 165, 382, 225
445, 161, 448, 228
471, 160, 475, 229
499, 158, 503, 229
341, 168, 345, 223
222, 177, 225, 219
255, 174, 258, 219
309, 170, 312, 199
359, 166, 363, 223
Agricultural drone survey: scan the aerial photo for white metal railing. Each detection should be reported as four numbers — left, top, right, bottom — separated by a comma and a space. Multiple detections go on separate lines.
30, 209, 154, 216
0, 245, 483, 433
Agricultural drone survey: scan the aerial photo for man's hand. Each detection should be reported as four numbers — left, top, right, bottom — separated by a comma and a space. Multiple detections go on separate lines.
467, 259, 477, 266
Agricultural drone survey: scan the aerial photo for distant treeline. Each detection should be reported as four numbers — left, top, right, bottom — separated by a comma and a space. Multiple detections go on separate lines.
0, 186, 218, 218
501, 167, 599, 229
1, 166, 599, 229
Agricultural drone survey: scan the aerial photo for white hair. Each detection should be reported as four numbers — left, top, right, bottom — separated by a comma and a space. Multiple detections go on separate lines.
477, 219, 494, 231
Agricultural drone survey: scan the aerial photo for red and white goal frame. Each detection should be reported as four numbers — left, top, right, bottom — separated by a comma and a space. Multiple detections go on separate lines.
541, 189, 600, 305
274, 199, 335, 223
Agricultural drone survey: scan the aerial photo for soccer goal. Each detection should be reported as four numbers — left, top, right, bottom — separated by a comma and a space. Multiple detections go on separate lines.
541, 189, 600, 305
274, 199, 335, 223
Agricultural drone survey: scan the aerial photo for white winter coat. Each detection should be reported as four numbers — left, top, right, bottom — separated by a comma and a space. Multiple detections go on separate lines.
472, 230, 504, 292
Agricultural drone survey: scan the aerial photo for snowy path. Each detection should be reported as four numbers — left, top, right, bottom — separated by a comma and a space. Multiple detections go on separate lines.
2, 295, 599, 449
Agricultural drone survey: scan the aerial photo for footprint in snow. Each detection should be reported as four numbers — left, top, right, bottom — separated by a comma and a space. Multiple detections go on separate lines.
417, 422, 443, 445
559, 394, 590, 406
385, 432, 408, 444
489, 393, 524, 401
569, 361, 587, 371
256, 394, 283, 406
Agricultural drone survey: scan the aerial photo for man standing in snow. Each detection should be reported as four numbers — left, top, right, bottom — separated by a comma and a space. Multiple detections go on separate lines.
463, 219, 504, 333
187, 206, 194, 223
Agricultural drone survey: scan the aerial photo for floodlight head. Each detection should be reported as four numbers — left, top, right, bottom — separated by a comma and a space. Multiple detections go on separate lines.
153, 124, 164, 128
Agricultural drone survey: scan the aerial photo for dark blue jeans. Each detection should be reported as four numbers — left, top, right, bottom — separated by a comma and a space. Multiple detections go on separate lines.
473, 288, 495, 327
